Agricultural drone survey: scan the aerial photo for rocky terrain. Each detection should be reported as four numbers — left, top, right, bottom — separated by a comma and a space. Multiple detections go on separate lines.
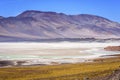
104, 46, 120, 51
0, 10, 120, 41
95, 69, 120, 80
104, 69, 120, 80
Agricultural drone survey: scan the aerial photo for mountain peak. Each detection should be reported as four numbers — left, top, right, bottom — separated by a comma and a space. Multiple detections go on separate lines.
0, 16, 4, 19
17, 10, 59, 18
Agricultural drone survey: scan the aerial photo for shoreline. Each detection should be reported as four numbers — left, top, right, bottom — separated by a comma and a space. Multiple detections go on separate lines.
0, 50, 120, 80
0, 54, 120, 80
0, 53, 120, 68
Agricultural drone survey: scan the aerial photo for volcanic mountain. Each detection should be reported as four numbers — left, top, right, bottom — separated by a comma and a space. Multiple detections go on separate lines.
0, 10, 120, 41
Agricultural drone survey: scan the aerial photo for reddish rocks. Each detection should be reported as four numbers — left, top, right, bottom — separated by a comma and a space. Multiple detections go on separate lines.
104, 46, 120, 51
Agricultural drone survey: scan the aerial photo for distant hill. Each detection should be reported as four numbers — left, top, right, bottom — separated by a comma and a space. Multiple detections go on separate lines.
0, 10, 120, 41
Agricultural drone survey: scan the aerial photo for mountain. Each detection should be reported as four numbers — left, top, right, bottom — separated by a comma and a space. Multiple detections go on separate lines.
0, 16, 4, 19
0, 10, 120, 41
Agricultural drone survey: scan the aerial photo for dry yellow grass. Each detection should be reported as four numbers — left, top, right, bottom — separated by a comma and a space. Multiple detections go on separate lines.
0, 57, 120, 80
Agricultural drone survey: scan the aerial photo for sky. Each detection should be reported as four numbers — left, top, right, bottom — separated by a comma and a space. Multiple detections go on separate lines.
0, 0, 120, 22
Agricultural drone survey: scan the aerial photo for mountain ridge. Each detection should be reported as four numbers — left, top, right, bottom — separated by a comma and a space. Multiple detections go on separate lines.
0, 10, 120, 41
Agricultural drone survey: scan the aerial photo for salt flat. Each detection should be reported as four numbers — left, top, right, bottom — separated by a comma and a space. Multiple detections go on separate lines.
0, 42, 119, 65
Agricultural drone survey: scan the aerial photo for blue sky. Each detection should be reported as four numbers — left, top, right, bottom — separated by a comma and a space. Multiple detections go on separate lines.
0, 0, 120, 22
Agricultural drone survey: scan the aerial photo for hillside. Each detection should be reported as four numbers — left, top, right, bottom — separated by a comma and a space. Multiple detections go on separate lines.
0, 10, 120, 41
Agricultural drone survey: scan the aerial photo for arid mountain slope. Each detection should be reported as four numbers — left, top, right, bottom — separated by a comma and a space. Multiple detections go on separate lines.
0, 10, 120, 41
